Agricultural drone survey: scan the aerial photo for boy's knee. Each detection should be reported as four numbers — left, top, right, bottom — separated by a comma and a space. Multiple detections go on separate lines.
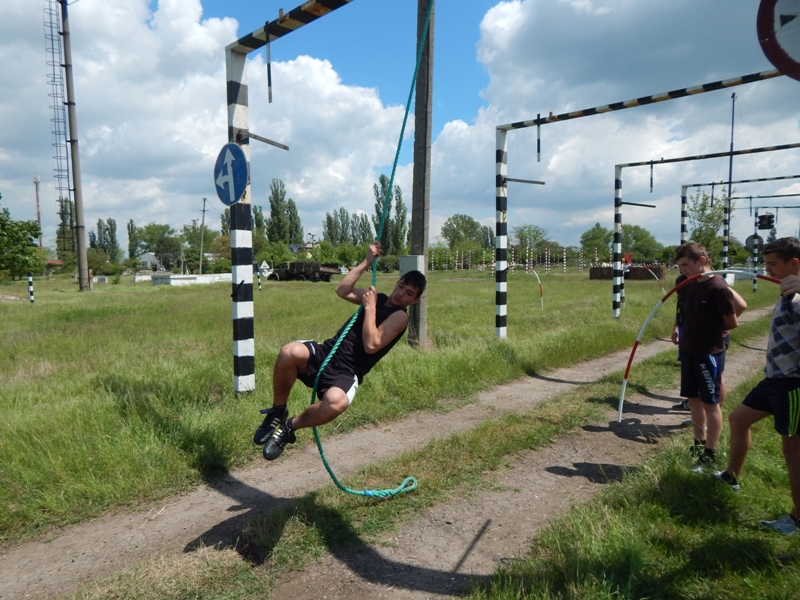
278, 341, 306, 364
324, 391, 350, 415
728, 407, 745, 428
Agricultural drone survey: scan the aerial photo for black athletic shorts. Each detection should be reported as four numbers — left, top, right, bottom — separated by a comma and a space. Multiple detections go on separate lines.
743, 377, 800, 436
297, 341, 359, 404
679, 350, 725, 404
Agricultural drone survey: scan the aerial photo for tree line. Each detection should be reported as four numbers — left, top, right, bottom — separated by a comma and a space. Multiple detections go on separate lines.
433, 191, 756, 269
2, 184, 757, 281
40, 174, 412, 276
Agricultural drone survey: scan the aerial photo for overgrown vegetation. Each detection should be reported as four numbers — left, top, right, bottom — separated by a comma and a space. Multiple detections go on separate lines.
0, 270, 788, 599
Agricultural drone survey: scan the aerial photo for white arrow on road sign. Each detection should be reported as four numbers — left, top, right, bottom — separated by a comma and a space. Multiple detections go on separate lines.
213, 143, 248, 206
215, 148, 236, 205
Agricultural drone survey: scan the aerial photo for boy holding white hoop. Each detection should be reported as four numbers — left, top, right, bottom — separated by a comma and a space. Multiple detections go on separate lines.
672, 242, 738, 469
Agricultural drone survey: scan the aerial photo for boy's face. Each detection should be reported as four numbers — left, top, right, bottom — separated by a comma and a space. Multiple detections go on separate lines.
764, 253, 800, 280
387, 279, 421, 308
675, 256, 706, 278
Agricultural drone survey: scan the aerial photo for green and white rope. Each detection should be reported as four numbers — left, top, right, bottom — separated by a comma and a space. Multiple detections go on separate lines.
308, 3, 433, 498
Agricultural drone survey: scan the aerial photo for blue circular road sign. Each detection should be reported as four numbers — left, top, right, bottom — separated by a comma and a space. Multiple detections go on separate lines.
213, 143, 248, 206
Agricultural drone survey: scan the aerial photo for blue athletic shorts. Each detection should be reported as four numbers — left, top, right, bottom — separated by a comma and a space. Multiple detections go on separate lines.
743, 377, 800, 436
680, 350, 726, 404
297, 341, 358, 404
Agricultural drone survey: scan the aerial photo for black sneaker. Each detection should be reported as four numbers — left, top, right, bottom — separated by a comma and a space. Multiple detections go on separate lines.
253, 405, 288, 445
689, 449, 717, 473
713, 470, 741, 492
263, 419, 296, 461
689, 439, 706, 458
672, 400, 691, 411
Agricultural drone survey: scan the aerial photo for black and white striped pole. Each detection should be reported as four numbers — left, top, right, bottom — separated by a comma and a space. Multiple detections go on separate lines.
220, 45, 256, 394
753, 209, 760, 293
495, 129, 509, 339
221, 1, 350, 390
680, 185, 688, 245
27, 272, 34, 304
612, 166, 623, 316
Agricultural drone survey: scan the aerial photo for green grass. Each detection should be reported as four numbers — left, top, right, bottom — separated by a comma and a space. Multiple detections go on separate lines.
0, 270, 787, 599
2, 270, 708, 543
61, 304, 788, 600
469, 374, 800, 600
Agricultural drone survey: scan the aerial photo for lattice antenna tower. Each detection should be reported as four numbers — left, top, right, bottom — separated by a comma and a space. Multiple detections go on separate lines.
44, 0, 76, 255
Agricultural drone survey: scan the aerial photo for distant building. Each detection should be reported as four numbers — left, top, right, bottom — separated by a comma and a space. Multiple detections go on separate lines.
140, 252, 159, 270
45, 259, 64, 273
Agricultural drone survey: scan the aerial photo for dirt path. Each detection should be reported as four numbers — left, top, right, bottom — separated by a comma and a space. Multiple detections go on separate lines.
0, 308, 771, 599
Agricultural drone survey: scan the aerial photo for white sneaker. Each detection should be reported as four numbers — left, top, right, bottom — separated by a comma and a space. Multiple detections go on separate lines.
759, 515, 799, 535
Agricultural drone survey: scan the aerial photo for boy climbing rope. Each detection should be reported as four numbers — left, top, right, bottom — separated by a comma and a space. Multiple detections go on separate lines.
253, 241, 427, 461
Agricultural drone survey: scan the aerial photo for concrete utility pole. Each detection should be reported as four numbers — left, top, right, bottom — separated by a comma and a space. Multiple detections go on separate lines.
33, 175, 42, 247
59, 0, 89, 291
199, 197, 207, 274
409, 0, 434, 347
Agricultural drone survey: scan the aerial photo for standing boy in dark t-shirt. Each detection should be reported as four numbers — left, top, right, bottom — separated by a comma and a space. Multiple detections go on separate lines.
673, 242, 737, 469
253, 241, 427, 461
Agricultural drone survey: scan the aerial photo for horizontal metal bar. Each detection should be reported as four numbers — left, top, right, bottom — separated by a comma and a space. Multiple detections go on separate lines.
227, 0, 354, 54
245, 131, 289, 151
621, 201, 656, 208
498, 69, 782, 132
504, 177, 545, 185
618, 142, 800, 169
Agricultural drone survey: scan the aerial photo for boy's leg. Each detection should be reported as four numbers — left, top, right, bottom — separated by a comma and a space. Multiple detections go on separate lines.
725, 404, 770, 477
291, 387, 351, 430
254, 341, 310, 445
704, 402, 723, 451
263, 383, 354, 461
272, 341, 311, 406
688, 397, 706, 443
783, 435, 800, 521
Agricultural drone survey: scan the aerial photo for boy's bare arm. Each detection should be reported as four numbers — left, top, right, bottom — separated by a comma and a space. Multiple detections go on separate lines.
722, 312, 738, 331
730, 288, 747, 317
335, 241, 381, 305
360, 287, 409, 354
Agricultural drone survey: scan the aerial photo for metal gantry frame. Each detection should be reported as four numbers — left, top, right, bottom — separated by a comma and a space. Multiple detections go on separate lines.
680, 174, 800, 244
224, 0, 356, 392
612, 142, 800, 318
494, 69, 782, 337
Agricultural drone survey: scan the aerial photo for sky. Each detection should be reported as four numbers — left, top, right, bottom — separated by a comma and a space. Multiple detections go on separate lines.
1, 0, 800, 256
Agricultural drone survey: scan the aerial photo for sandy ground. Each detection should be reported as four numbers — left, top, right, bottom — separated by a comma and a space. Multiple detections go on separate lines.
0, 307, 771, 599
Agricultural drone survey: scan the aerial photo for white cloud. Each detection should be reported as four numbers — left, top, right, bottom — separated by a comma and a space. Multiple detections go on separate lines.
1, 0, 799, 254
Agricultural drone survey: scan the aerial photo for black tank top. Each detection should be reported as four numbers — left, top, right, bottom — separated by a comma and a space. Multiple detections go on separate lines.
321, 293, 407, 382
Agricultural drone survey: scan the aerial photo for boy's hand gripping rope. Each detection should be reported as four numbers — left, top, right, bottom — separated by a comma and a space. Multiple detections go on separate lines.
616, 269, 779, 422
306, 3, 433, 498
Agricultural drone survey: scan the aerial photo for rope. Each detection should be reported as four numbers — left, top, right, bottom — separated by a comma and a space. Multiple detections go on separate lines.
305, 3, 433, 498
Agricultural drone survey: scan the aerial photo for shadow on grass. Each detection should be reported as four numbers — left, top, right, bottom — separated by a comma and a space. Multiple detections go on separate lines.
525, 371, 587, 386
99, 376, 493, 595
186, 473, 492, 596
545, 462, 633, 483
582, 418, 682, 445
